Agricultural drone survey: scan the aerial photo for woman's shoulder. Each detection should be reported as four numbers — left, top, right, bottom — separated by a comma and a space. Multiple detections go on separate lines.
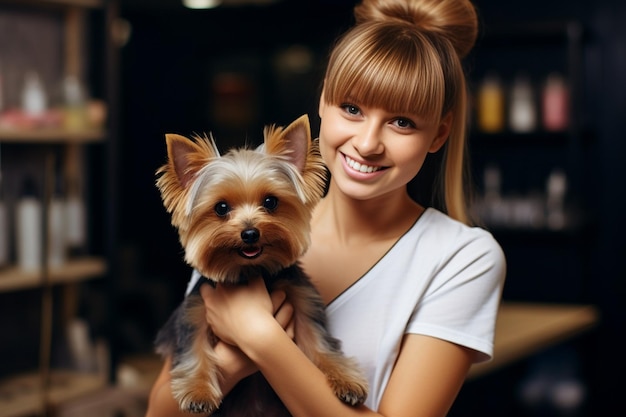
414, 208, 506, 287
420, 208, 494, 238
417, 208, 505, 260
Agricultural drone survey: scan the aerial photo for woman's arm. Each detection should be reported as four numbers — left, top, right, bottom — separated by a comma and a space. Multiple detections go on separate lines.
146, 356, 186, 417
378, 334, 473, 417
201, 279, 475, 417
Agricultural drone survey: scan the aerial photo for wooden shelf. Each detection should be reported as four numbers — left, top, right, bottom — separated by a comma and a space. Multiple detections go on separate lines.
0, 0, 103, 9
0, 257, 106, 293
0, 127, 106, 144
468, 302, 599, 379
0, 370, 107, 417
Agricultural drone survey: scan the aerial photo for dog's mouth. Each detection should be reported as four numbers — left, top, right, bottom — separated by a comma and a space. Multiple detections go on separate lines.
238, 246, 263, 259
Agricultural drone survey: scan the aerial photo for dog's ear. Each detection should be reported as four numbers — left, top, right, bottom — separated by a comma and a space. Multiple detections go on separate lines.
263, 114, 311, 173
165, 133, 220, 188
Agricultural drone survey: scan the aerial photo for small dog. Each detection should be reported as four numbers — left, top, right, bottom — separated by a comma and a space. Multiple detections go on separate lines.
154, 115, 368, 415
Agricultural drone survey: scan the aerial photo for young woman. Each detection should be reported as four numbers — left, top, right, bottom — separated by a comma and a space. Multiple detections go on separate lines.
146, 0, 506, 416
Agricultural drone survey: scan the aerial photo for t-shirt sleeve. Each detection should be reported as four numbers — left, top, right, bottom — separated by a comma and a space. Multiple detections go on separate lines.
406, 230, 506, 362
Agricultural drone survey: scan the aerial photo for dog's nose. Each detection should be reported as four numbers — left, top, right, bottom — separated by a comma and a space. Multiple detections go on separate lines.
241, 228, 260, 244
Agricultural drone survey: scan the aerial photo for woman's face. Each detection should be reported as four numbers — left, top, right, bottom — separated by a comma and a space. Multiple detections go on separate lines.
318, 96, 451, 202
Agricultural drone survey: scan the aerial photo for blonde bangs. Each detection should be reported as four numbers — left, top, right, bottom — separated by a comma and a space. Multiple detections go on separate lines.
324, 23, 446, 123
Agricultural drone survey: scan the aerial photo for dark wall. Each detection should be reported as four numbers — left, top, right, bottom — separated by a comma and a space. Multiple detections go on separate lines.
115, 0, 358, 352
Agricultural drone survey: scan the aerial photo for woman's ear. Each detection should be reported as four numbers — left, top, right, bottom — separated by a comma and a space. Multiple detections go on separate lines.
429, 112, 453, 153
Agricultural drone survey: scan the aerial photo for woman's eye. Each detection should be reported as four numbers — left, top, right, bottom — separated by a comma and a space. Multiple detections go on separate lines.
262, 196, 279, 212
214, 201, 231, 217
394, 118, 416, 129
341, 104, 361, 116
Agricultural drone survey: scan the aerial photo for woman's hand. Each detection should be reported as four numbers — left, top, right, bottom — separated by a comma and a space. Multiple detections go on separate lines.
200, 277, 273, 345
200, 278, 295, 378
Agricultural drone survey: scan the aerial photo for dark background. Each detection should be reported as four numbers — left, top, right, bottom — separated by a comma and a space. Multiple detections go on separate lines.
110, 0, 625, 415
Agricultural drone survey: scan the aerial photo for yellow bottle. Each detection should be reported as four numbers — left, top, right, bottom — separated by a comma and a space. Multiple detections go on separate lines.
63, 75, 88, 130
477, 72, 505, 133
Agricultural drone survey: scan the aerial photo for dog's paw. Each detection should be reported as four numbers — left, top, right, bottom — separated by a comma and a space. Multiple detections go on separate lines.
172, 373, 223, 413
186, 400, 219, 414
330, 377, 369, 406
180, 397, 221, 414
176, 389, 221, 414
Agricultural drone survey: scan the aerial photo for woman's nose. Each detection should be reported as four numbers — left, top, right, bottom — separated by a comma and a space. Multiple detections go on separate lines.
353, 123, 384, 156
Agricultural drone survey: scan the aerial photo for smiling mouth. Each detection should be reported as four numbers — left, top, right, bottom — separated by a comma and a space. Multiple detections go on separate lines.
238, 246, 263, 259
344, 155, 385, 173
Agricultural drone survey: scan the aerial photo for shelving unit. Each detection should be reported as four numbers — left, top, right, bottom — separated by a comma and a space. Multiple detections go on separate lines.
468, 20, 592, 303
470, 20, 587, 216
0, 0, 114, 415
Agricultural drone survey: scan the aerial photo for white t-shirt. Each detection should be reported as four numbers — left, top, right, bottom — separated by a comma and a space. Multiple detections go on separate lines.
185, 207, 506, 411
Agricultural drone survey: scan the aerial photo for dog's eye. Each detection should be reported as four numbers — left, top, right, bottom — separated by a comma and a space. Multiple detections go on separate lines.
262, 196, 279, 212
214, 201, 231, 217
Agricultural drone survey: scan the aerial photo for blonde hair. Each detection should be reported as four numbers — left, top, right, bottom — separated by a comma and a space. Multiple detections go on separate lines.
322, 0, 478, 225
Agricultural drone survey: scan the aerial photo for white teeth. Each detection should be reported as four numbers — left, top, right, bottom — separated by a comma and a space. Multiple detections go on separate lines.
345, 155, 381, 173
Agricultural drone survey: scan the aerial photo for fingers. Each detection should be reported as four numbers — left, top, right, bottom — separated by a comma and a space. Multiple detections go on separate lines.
274, 299, 293, 326
274, 299, 295, 340
270, 289, 287, 314
199, 279, 295, 341
285, 316, 295, 340
270, 288, 294, 336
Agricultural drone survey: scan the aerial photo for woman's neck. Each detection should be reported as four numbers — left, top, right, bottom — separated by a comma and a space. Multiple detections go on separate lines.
312, 184, 424, 246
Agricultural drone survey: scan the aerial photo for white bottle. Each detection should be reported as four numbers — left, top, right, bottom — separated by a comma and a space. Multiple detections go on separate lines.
16, 177, 43, 272
65, 193, 86, 253
509, 73, 537, 133
21, 71, 47, 116
48, 182, 67, 268
66, 318, 95, 372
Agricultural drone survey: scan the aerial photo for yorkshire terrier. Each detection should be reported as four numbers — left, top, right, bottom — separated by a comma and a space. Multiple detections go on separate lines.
154, 115, 368, 415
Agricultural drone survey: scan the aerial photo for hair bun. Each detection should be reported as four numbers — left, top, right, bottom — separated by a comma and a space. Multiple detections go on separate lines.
354, 0, 478, 58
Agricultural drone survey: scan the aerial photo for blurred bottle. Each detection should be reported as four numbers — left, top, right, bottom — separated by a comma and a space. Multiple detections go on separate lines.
48, 176, 67, 267
542, 73, 570, 132
65, 145, 87, 255
509, 73, 537, 133
65, 181, 87, 255
16, 177, 42, 272
21, 71, 47, 116
476, 72, 505, 133
63, 75, 88, 130
482, 164, 505, 226
546, 169, 568, 230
